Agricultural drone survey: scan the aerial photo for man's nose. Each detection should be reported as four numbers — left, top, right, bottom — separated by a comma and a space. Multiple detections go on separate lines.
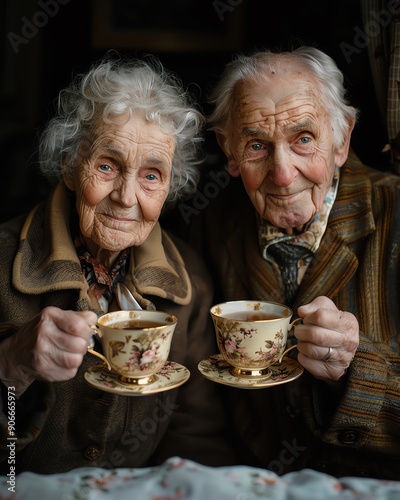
267, 148, 297, 187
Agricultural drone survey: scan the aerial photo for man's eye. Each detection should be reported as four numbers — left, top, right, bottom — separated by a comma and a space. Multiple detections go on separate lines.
251, 143, 263, 151
299, 137, 311, 144
99, 164, 112, 172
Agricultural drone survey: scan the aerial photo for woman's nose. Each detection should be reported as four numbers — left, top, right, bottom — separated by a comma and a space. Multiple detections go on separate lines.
112, 177, 138, 207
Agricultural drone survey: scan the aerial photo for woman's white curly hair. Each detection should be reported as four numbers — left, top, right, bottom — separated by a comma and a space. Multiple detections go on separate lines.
38, 54, 205, 203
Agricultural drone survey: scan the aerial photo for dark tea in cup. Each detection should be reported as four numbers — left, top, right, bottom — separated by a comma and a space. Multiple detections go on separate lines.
109, 320, 165, 329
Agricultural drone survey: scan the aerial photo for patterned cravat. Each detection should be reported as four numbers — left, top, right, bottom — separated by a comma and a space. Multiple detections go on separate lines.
268, 242, 313, 304
258, 168, 339, 303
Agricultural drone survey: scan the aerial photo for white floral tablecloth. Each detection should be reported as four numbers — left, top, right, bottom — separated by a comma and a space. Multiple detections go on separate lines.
1, 456, 400, 499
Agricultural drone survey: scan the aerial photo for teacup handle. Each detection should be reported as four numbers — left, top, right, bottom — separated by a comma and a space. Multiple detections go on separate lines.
278, 317, 302, 364
87, 325, 111, 370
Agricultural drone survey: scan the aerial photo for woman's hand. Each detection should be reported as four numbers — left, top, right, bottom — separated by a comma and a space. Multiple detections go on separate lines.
295, 296, 359, 381
0, 307, 98, 396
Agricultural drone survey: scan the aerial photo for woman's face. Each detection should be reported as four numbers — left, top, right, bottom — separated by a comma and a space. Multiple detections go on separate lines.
64, 114, 175, 254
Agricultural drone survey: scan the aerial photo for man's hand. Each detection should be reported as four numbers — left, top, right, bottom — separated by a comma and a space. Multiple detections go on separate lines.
295, 296, 359, 381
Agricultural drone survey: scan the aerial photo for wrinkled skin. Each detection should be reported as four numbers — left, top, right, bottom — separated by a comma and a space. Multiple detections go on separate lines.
216, 62, 358, 380
1, 114, 176, 395
64, 113, 175, 265
296, 297, 358, 381
0, 308, 98, 397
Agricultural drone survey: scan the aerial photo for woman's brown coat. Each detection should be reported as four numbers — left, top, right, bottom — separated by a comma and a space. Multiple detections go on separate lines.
0, 183, 234, 474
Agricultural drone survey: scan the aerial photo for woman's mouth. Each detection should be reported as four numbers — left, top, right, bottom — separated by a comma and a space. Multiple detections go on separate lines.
104, 213, 136, 223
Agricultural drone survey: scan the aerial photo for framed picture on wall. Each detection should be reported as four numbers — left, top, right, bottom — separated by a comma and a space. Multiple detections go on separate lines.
91, 0, 243, 52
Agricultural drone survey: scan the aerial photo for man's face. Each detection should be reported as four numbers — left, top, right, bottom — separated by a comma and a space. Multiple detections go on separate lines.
221, 70, 350, 230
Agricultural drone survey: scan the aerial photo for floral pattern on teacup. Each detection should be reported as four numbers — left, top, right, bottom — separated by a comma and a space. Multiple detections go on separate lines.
90, 361, 184, 387
110, 330, 171, 373
214, 318, 286, 368
200, 354, 296, 383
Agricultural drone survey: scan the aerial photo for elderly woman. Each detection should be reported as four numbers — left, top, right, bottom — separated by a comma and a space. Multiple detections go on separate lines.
0, 56, 232, 473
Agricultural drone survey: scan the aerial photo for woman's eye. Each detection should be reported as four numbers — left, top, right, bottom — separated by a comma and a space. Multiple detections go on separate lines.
299, 136, 311, 144
99, 164, 112, 172
145, 173, 158, 181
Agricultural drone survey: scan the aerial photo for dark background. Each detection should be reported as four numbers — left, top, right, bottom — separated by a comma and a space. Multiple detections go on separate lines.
0, 0, 390, 224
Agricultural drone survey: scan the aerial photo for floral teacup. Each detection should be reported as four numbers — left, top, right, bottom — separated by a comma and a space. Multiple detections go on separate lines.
210, 301, 300, 378
89, 310, 177, 386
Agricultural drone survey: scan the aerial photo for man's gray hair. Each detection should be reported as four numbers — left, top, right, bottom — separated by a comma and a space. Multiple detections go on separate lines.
209, 46, 358, 149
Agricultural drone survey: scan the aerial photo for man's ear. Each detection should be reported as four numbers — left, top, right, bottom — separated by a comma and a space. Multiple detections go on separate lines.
335, 116, 356, 167
227, 158, 240, 177
215, 131, 240, 177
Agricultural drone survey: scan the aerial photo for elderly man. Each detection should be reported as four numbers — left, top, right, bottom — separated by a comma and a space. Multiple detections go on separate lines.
191, 46, 400, 479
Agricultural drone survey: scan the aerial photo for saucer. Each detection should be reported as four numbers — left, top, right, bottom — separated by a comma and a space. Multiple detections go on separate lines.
84, 361, 190, 396
198, 354, 303, 389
